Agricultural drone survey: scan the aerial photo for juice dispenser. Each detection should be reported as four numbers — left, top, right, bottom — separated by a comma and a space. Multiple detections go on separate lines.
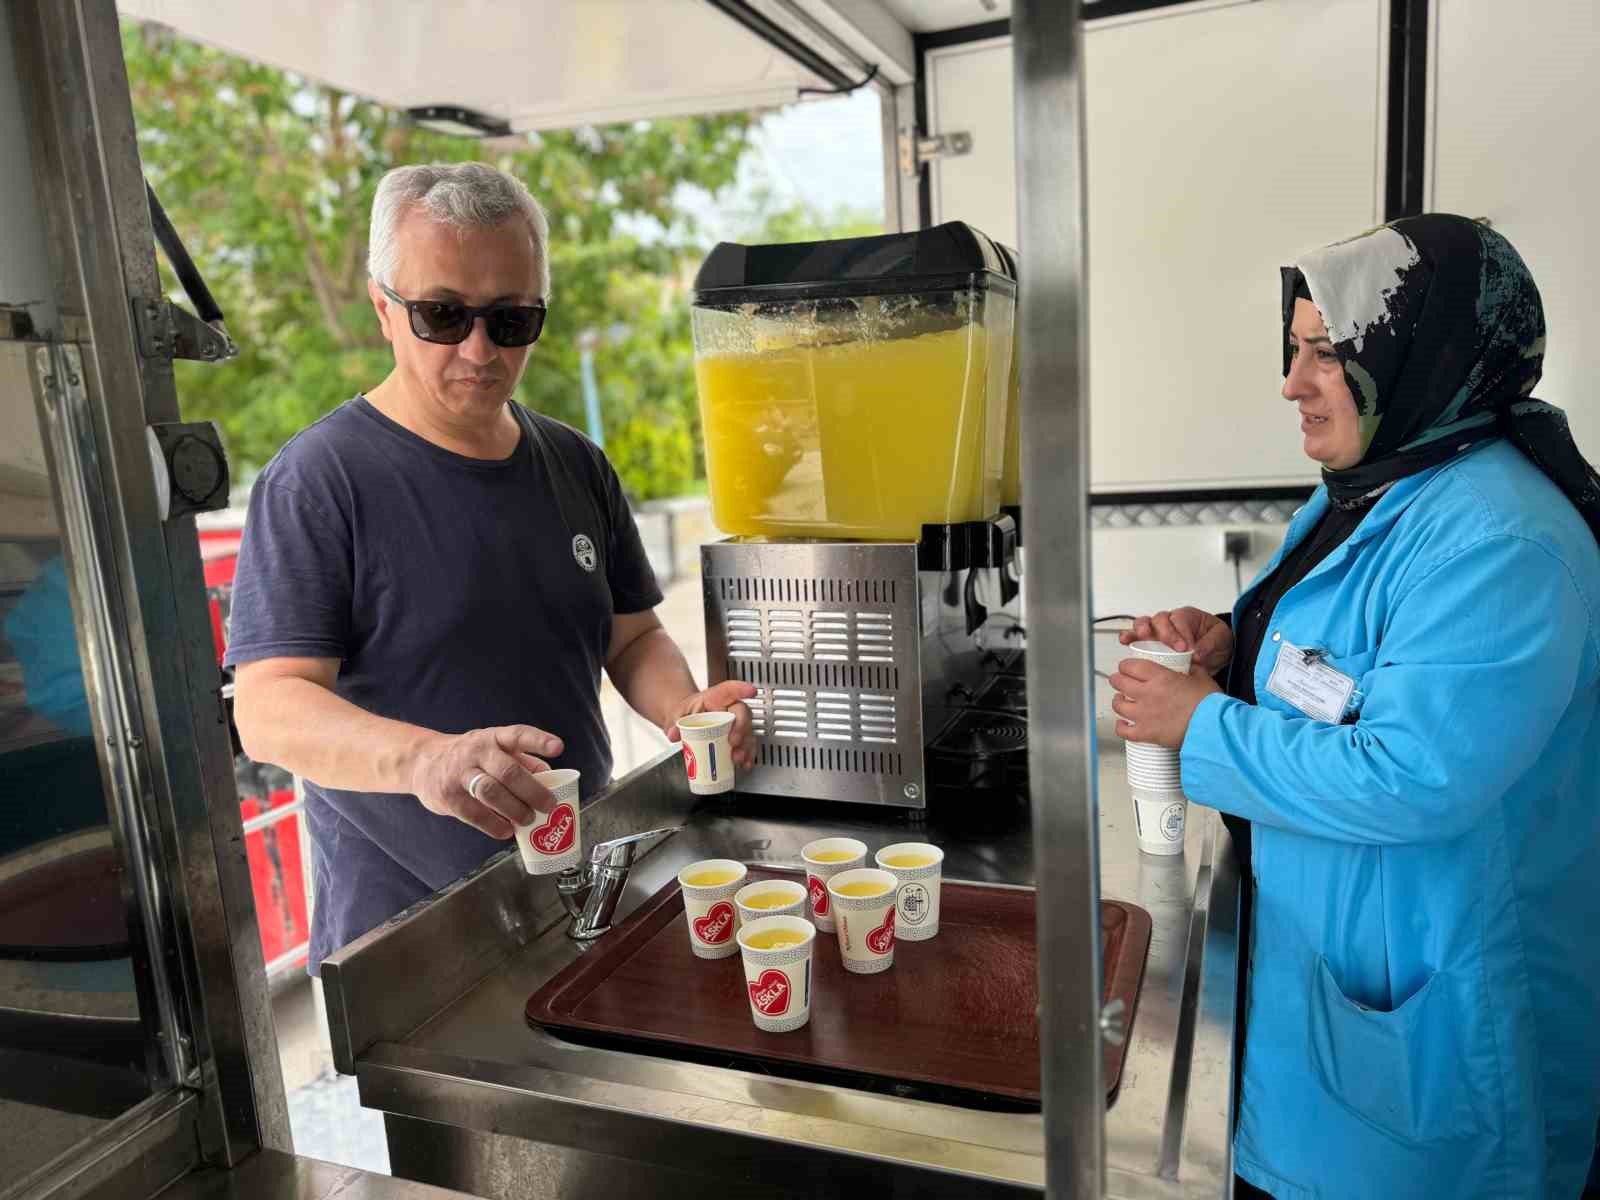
691, 223, 1016, 542
691, 224, 1025, 809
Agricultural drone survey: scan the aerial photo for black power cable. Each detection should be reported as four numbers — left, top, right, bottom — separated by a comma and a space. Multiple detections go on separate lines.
799, 62, 881, 98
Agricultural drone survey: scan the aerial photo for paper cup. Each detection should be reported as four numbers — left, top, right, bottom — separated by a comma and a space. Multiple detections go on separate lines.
678, 859, 747, 959
826, 868, 898, 974
1132, 788, 1188, 856
1126, 761, 1182, 785
514, 769, 581, 875
678, 711, 736, 795
737, 916, 816, 1033
1127, 640, 1194, 674
800, 837, 868, 933
874, 842, 944, 942
1125, 740, 1178, 761
1126, 741, 1182, 790
735, 878, 808, 923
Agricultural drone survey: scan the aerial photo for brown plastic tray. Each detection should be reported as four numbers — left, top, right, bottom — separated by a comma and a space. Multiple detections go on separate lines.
526, 871, 1151, 1109
0, 846, 129, 962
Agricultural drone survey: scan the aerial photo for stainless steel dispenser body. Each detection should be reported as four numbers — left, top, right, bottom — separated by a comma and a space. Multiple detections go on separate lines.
701, 537, 1020, 808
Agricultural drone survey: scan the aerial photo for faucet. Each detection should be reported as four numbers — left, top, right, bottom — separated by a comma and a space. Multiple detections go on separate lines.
556, 825, 681, 941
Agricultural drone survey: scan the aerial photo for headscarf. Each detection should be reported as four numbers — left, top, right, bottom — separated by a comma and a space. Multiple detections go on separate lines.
1281, 214, 1600, 544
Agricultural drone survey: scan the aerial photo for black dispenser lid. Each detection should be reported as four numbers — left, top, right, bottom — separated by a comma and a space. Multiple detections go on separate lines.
693, 221, 1017, 305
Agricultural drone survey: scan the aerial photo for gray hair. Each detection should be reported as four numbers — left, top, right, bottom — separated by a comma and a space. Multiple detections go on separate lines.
367, 162, 551, 297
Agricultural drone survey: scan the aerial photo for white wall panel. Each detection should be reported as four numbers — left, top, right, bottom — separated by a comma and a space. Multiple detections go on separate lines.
931, 36, 1018, 249
1430, 0, 1600, 458
927, 0, 1385, 491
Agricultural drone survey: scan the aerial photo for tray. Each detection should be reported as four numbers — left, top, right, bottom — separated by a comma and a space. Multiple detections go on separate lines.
0, 846, 129, 961
526, 871, 1151, 1110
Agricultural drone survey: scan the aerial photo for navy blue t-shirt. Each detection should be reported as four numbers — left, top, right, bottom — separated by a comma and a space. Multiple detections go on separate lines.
223, 398, 661, 970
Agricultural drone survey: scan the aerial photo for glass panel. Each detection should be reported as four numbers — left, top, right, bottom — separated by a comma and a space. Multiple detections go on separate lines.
0, 342, 158, 1179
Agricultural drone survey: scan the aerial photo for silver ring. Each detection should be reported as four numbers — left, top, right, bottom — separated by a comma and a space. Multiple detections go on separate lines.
467, 771, 487, 801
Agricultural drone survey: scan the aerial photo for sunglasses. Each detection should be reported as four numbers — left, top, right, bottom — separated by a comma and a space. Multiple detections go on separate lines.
378, 281, 546, 347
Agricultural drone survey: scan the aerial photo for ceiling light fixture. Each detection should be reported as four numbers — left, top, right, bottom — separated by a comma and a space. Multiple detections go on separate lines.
405, 105, 513, 139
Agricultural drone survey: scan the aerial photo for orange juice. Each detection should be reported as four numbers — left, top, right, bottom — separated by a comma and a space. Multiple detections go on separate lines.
806, 850, 856, 864
880, 854, 936, 869
743, 929, 808, 950
741, 891, 798, 910
683, 870, 740, 888
696, 325, 1000, 540
833, 881, 892, 898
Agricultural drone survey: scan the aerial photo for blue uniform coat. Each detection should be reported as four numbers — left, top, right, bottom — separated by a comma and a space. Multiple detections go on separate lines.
1183, 439, 1600, 1198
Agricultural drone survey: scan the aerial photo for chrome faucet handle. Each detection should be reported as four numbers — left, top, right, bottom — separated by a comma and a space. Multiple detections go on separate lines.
559, 824, 683, 943
587, 825, 682, 871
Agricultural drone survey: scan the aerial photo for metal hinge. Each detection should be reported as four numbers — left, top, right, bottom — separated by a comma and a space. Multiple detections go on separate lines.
898, 127, 973, 177
131, 297, 237, 363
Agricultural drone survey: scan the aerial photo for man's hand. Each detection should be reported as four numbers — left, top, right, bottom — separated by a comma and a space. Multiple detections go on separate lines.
666, 680, 758, 769
1108, 660, 1221, 750
1119, 607, 1234, 675
409, 724, 565, 839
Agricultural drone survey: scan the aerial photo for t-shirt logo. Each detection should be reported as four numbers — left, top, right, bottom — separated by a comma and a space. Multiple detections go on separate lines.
572, 533, 597, 573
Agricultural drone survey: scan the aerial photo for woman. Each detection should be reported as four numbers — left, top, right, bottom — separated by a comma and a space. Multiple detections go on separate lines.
1110, 214, 1600, 1199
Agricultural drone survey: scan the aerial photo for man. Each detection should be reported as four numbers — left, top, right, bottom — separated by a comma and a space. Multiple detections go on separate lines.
226, 162, 752, 971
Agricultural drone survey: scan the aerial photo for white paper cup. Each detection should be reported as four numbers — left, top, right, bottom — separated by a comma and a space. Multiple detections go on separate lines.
514, 769, 581, 875
1126, 760, 1182, 785
1125, 741, 1183, 790
1127, 639, 1194, 674
678, 711, 736, 795
1132, 788, 1188, 856
678, 859, 747, 959
1125, 749, 1180, 767
1125, 740, 1179, 761
826, 868, 898, 974
800, 837, 868, 933
737, 916, 816, 1033
874, 842, 944, 942
735, 878, 808, 923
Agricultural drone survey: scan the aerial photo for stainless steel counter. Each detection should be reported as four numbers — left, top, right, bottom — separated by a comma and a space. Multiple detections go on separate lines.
321, 742, 1239, 1199
157, 1149, 476, 1200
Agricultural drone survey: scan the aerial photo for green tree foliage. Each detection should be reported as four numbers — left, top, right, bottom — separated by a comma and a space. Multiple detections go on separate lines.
121, 19, 757, 498
739, 189, 883, 246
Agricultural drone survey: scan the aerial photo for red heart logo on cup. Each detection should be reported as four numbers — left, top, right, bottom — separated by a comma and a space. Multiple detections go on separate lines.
684, 742, 698, 781
529, 804, 575, 855
748, 968, 791, 1016
865, 906, 895, 955
692, 900, 735, 945
807, 875, 829, 917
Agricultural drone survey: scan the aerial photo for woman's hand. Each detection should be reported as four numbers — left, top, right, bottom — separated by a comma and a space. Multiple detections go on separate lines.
1109, 661, 1222, 750
1119, 607, 1234, 674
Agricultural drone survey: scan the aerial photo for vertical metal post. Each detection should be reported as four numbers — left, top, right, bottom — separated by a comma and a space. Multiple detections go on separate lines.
1014, 3, 1103, 1197
13, 0, 290, 1162
577, 329, 606, 449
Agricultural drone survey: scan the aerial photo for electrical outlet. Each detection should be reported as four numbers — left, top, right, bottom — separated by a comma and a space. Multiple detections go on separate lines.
1221, 529, 1252, 563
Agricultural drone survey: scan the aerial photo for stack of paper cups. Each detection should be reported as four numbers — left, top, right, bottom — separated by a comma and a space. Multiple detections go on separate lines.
1123, 640, 1190, 856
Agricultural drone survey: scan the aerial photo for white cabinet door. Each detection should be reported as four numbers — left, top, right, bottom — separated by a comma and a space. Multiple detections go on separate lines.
1431, 0, 1600, 458
926, 0, 1386, 491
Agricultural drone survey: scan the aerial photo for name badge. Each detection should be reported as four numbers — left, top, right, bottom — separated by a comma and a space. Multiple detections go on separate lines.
1264, 640, 1358, 723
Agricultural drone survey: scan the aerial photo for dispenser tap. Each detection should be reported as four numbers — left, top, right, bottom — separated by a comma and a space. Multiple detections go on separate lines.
556, 825, 681, 941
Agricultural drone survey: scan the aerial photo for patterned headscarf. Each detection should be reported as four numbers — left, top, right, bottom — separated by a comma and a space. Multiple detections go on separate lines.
1282, 214, 1600, 543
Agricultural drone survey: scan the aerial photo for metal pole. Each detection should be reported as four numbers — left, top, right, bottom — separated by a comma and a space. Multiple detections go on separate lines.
15, 0, 290, 1161
1014, 3, 1103, 1197
578, 328, 605, 449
